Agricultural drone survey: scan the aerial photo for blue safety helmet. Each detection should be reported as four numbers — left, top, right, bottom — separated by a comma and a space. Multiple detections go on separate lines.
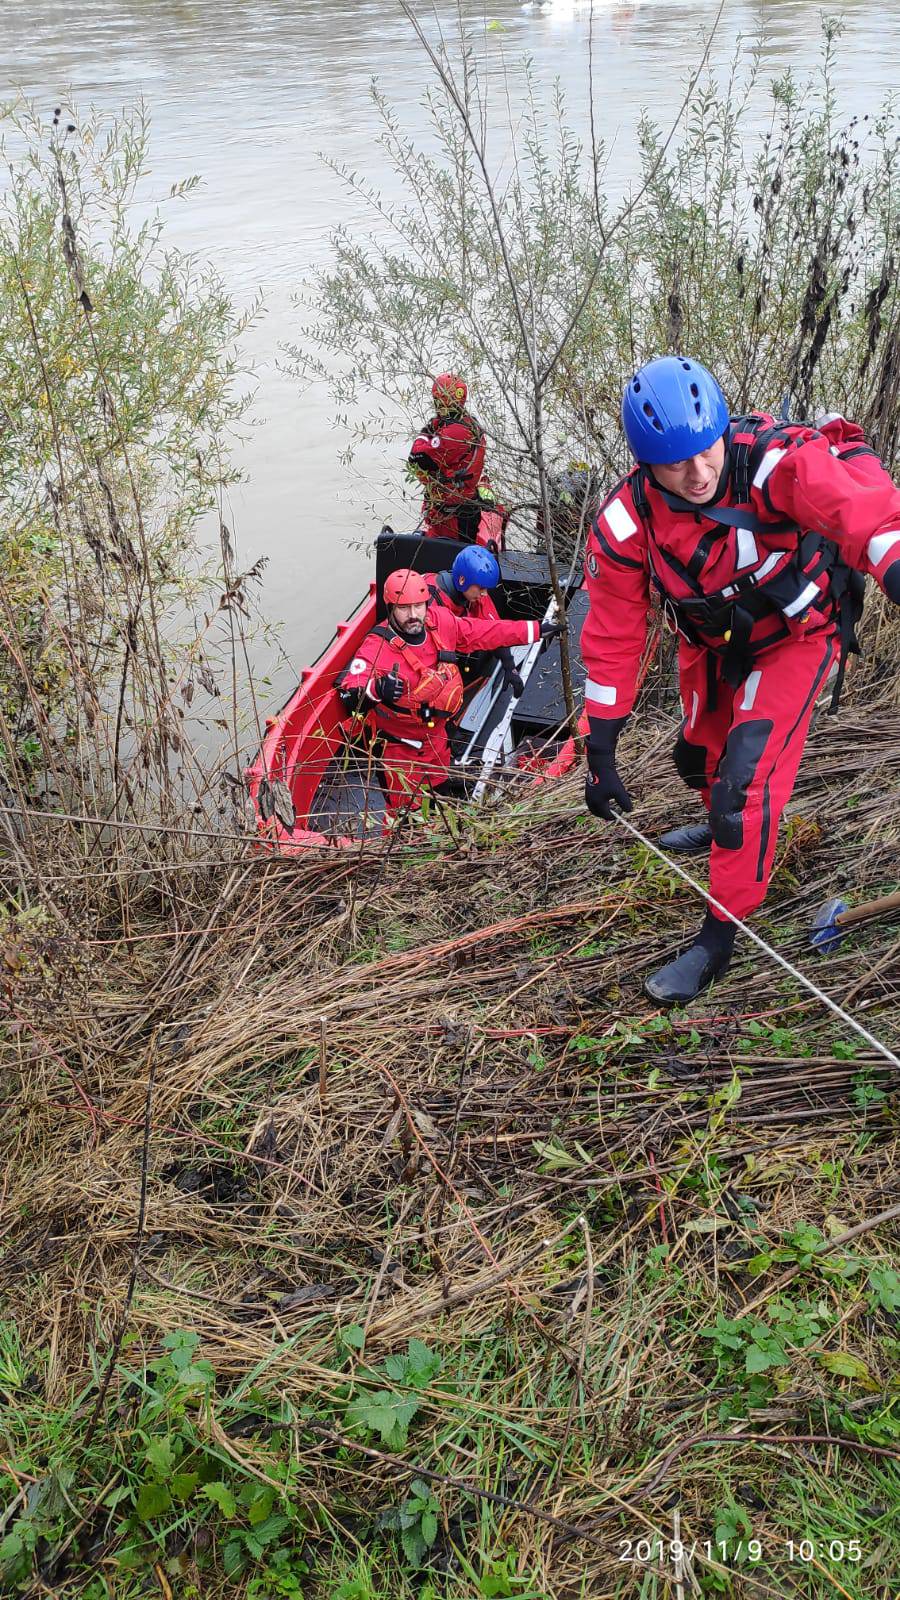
621, 356, 729, 464
451, 545, 501, 593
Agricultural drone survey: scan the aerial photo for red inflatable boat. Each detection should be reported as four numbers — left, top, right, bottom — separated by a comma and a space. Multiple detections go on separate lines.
245, 530, 588, 851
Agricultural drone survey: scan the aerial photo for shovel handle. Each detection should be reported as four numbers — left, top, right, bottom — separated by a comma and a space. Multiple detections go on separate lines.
835, 889, 900, 928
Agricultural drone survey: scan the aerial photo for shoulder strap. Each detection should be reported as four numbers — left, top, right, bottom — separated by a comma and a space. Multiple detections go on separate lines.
728, 413, 771, 503
370, 623, 404, 649
629, 465, 650, 524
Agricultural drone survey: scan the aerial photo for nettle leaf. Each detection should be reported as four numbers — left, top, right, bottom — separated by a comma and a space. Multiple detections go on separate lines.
202, 1480, 237, 1518
251, 1512, 292, 1546
421, 1509, 438, 1547
223, 1536, 245, 1577
161, 1329, 200, 1371
406, 1338, 440, 1385
144, 1436, 174, 1476
247, 1487, 276, 1525
171, 1472, 199, 1501
745, 1344, 776, 1374
400, 1524, 426, 1566
869, 1266, 900, 1313
176, 1360, 215, 1391
135, 1480, 172, 1521
346, 1391, 420, 1448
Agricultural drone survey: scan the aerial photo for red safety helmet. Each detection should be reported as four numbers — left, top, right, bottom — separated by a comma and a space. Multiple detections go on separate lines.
432, 372, 467, 412
383, 567, 430, 607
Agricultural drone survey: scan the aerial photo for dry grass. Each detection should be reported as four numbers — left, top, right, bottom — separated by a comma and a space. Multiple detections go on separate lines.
1, 663, 898, 1597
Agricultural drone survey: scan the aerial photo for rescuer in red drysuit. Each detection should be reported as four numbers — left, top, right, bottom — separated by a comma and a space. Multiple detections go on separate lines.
337, 567, 560, 811
423, 544, 525, 697
407, 373, 499, 544
582, 355, 900, 1004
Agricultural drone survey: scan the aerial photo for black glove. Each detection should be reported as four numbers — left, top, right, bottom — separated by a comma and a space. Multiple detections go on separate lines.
539, 619, 566, 642
585, 716, 632, 820
376, 670, 403, 707
498, 648, 524, 697
884, 560, 900, 605
337, 683, 366, 714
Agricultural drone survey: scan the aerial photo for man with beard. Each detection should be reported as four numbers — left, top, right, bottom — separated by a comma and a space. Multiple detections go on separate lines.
338, 567, 560, 809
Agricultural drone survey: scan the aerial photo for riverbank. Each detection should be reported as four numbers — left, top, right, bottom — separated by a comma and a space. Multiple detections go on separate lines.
2, 697, 898, 1599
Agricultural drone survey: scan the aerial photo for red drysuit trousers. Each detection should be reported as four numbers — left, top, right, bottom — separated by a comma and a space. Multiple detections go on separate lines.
673, 628, 839, 921
380, 728, 451, 812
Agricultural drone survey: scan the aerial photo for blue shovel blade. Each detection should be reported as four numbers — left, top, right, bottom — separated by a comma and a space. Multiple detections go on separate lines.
810, 896, 849, 954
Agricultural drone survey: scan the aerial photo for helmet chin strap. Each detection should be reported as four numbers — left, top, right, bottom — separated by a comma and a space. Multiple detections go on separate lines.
644, 427, 732, 511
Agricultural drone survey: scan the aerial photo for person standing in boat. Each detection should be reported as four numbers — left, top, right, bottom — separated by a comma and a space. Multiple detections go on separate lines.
581, 354, 900, 1004
423, 545, 525, 697
407, 373, 500, 544
337, 567, 560, 810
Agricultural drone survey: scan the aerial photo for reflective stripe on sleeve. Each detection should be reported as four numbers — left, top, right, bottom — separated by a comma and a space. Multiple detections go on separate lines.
868, 530, 900, 568
585, 679, 617, 706
601, 498, 638, 543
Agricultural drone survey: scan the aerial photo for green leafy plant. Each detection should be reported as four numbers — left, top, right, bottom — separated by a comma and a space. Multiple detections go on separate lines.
378, 1478, 440, 1567
343, 1339, 441, 1450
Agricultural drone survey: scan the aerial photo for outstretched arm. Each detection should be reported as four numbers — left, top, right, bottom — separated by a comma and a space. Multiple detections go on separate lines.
756, 424, 900, 595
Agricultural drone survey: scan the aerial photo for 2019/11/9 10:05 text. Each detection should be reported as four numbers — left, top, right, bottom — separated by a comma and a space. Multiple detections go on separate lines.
617, 1537, 863, 1564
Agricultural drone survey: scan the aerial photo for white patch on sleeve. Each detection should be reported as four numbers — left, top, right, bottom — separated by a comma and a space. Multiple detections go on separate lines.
431, 435, 441, 448
348, 657, 367, 675
689, 690, 699, 730
752, 447, 786, 489
586, 679, 617, 706
783, 580, 820, 617
602, 498, 638, 543
526, 621, 538, 644
868, 530, 900, 568
739, 669, 762, 712
736, 528, 758, 570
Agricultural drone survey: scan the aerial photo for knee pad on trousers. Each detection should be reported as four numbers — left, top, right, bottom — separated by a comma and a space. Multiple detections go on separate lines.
709, 777, 744, 850
673, 731, 708, 791
710, 717, 774, 850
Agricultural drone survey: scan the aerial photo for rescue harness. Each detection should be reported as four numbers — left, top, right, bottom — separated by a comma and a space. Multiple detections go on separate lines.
368, 622, 464, 721
631, 414, 872, 711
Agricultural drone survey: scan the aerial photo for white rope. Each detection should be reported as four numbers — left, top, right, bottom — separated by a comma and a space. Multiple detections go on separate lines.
611, 810, 900, 1072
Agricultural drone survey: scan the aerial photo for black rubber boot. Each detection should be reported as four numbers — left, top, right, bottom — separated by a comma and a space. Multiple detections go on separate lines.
644, 910, 736, 1005
658, 820, 712, 854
